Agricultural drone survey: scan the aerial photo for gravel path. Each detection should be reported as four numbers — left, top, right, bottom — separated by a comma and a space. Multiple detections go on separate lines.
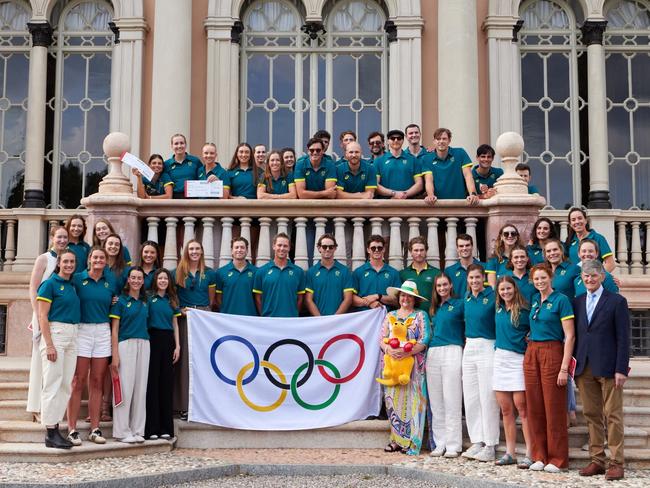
164, 474, 441, 488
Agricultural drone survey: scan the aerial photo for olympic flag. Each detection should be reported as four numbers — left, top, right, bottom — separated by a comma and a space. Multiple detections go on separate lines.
187, 307, 384, 430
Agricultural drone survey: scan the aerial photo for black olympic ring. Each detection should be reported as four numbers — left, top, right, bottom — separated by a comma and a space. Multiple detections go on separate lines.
262, 338, 314, 390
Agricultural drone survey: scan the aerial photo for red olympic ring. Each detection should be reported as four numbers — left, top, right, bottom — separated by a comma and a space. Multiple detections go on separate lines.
317, 333, 365, 384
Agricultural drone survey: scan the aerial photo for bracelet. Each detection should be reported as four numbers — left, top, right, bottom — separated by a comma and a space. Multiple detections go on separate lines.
560, 369, 568, 373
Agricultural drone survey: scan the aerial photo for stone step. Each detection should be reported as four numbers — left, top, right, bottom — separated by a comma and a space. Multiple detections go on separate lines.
0, 438, 174, 463
501, 444, 650, 469
0, 358, 30, 383
575, 405, 650, 428
622, 389, 650, 407
0, 400, 88, 422
0, 420, 114, 443
0, 382, 28, 401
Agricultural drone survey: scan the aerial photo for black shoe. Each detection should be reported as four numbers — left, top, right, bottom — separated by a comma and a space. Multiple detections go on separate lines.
179, 411, 188, 421
45, 426, 73, 449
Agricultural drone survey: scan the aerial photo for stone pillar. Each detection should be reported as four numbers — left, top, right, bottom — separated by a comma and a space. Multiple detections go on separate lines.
150, 0, 192, 153
581, 20, 611, 209
438, 1, 479, 151
22, 22, 52, 208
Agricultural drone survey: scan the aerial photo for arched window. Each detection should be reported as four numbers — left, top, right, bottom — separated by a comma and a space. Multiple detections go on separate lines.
519, 0, 586, 209
604, 0, 650, 209
0, 1, 30, 208
241, 0, 387, 154
46, 0, 113, 208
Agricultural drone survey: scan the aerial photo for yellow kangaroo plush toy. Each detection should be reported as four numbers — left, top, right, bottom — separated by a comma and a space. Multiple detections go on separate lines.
376, 315, 417, 386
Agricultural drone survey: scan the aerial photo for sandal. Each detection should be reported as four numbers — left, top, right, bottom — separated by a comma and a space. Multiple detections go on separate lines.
100, 402, 112, 422
384, 442, 400, 452
517, 456, 534, 469
495, 453, 516, 466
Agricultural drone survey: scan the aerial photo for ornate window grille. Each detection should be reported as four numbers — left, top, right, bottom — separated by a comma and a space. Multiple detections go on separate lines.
0, 1, 30, 208
241, 0, 387, 155
604, 0, 650, 210
519, 0, 586, 209
47, 0, 113, 209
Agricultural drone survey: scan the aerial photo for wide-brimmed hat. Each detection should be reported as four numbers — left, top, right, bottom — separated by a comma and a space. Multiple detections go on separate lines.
387, 280, 428, 301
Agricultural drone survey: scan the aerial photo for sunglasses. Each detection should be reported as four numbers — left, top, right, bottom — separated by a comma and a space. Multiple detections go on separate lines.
503, 231, 519, 238
369, 140, 384, 145
308, 148, 323, 154
320, 244, 336, 250
369, 246, 384, 252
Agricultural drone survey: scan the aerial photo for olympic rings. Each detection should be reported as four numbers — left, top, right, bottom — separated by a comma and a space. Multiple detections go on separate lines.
317, 334, 365, 384
236, 361, 287, 412
291, 360, 341, 410
263, 339, 314, 390
210, 333, 364, 411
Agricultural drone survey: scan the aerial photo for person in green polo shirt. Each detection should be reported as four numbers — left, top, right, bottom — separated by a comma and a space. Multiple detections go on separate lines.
257, 150, 297, 199
134, 154, 173, 200
423, 127, 478, 204
198, 143, 231, 199
228, 143, 258, 199
215, 237, 258, 316
444, 234, 483, 297
305, 234, 355, 316
487, 224, 523, 289
527, 217, 557, 266
503, 245, 536, 305
335, 142, 377, 199
352, 235, 400, 311
294, 137, 337, 199
400, 236, 441, 311
565, 207, 615, 272
253, 233, 306, 317
544, 238, 581, 299
515, 163, 541, 195
404, 123, 433, 204
65, 215, 91, 273
375, 129, 423, 199
574, 239, 619, 296
471, 144, 503, 199
164, 133, 201, 199
335, 130, 357, 166
367, 131, 386, 164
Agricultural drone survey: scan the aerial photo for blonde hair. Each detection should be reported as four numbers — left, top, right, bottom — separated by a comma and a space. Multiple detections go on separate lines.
175, 239, 207, 288
495, 275, 528, 327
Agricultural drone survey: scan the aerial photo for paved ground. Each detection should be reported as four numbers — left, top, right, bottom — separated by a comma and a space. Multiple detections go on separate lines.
163, 474, 441, 488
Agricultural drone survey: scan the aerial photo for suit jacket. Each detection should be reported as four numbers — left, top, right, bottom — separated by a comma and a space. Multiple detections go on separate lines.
573, 289, 630, 378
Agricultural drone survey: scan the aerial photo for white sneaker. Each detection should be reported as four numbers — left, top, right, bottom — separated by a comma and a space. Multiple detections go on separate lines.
88, 428, 106, 444
581, 442, 589, 451
118, 435, 138, 443
133, 435, 145, 443
160, 434, 171, 440
543, 463, 562, 473
430, 446, 446, 457
529, 461, 545, 471
475, 445, 496, 462
148, 434, 159, 440
443, 451, 459, 458
461, 443, 484, 459
67, 430, 82, 446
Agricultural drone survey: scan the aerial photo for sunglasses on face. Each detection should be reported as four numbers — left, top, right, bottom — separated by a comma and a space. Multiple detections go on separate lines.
320, 244, 336, 250
369, 246, 384, 252
388, 136, 403, 141
503, 231, 518, 238
308, 148, 322, 154
369, 141, 383, 145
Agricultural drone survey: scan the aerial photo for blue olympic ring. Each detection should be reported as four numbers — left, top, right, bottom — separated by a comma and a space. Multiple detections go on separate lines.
210, 335, 259, 386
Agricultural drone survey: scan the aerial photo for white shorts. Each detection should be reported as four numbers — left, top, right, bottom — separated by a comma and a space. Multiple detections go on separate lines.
492, 348, 525, 392
76, 323, 111, 358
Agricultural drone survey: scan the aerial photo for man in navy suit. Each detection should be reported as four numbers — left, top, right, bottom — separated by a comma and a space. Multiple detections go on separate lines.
573, 260, 630, 480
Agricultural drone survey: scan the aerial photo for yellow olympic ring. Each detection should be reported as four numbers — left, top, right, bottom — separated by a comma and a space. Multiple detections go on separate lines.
236, 360, 287, 412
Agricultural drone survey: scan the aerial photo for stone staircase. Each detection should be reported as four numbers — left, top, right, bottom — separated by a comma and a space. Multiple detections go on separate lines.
0, 357, 174, 462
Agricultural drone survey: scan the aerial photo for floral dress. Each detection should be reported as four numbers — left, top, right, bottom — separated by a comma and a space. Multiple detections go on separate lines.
381, 309, 430, 455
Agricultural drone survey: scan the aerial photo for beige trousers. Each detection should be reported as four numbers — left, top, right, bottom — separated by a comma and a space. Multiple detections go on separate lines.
40, 322, 77, 426
112, 338, 150, 439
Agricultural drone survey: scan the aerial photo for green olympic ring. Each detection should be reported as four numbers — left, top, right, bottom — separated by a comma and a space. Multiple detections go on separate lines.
290, 359, 340, 410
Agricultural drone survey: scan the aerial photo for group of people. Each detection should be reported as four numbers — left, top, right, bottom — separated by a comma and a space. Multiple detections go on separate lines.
133, 126, 539, 204
27, 128, 629, 481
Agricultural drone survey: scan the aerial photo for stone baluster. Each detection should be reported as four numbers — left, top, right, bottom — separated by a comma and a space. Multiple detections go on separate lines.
163, 217, 179, 269
240, 217, 253, 261
313, 217, 327, 258
616, 221, 629, 275
646, 222, 650, 274
406, 217, 421, 266
370, 217, 383, 237
202, 217, 216, 268
333, 217, 347, 264
630, 221, 643, 275
559, 221, 569, 242
426, 217, 440, 268
351, 217, 366, 270
146, 217, 160, 243
4, 219, 16, 271
256, 217, 272, 266
445, 217, 459, 267
294, 217, 308, 270
219, 217, 234, 267
464, 217, 479, 259
388, 217, 403, 270
276, 217, 290, 236
182, 217, 196, 248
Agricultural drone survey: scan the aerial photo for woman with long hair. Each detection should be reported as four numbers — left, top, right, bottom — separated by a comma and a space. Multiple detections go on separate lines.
109, 267, 150, 443
504, 244, 536, 304
524, 264, 574, 473
426, 274, 464, 458
257, 150, 297, 199
527, 217, 557, 266
145, 269, 181, 440
544, 238, 580, 299
493, 276, 532, 468
281, 147, 296, 171
172, 240, 216, 419
133, 154, 173, 199
65, 215, 91, 273
66, 247, 116, 446
92, 218, 132, 265
138, 240, 161, 290
487, 224, 522, 288
26, 226, 69, 422
227, 142, 258, 199
565, 207, 615, 272
104, 234, 128, 289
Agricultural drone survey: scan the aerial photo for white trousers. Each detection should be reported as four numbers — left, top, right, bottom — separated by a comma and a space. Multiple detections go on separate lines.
426, 345, 463, 453
27, 312, 42, 413
39, 322, 77, 426
462, 338, 500, 446
113, 338, 150, 439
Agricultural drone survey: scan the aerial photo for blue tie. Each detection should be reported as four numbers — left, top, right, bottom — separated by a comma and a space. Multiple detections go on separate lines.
587, 293, 597, 323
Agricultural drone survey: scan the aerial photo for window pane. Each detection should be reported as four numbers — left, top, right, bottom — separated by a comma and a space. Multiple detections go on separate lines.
608, 159, 633, 209
64, 1, 112, 31
247, 55, 270, 103
606, 53, 628, 102
521, 53, 545, 103
5, 53, 28, 102
332, 55, 355, 104
272, 108, 294, 149
272, 54, 294, 104
331, 0, 383, 32
1, 158, 23, 208
547, 53, 570, 102
88, 53, 111, 101
631, 53, 650, 103
608, 106, 631, 156
245, 0, 300, 32
63, 54, 86, 104
548, 158, 574, 209
0, 2, 30, 30
358, 54, 381, 103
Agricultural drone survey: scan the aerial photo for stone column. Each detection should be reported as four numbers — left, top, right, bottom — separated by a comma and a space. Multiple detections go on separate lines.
438, 1, 479, 151
150, 0, 192, 153
581, 20, 611, 209
22, 22, 52, 208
